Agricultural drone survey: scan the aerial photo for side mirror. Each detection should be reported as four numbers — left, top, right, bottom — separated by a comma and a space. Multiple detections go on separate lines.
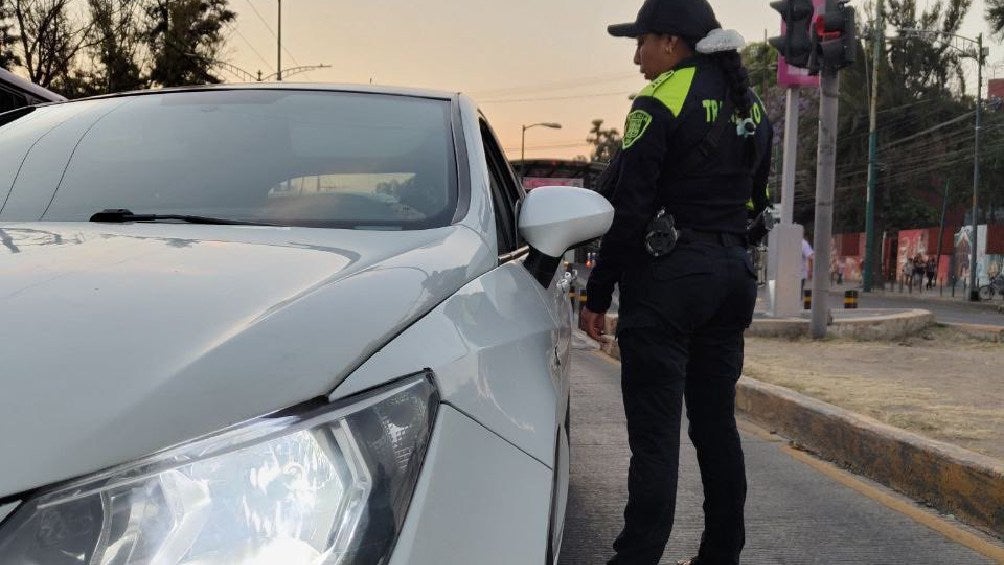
518, 186, 614, 286
518, 186, 613, 257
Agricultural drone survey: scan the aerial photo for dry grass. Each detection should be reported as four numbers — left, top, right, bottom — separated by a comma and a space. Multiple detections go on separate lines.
744, 327, 1004, 461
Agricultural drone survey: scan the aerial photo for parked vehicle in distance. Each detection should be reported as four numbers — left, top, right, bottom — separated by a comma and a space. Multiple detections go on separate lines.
0, 68, 66, 113
0, 84, 613, 565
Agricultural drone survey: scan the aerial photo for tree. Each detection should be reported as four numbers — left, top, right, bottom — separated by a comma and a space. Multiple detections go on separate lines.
1, 2, 19, 69
885, 0, 972, 96
8, 0, 96, 89
748, 0, 984, 241
990, 0, 1004, 37
85, 0, 145, 94
144, 0, 235, 87
586, 119, 621, 163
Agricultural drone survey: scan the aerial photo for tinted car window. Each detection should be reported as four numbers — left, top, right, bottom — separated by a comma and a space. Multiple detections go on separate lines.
0, 90, 458, 230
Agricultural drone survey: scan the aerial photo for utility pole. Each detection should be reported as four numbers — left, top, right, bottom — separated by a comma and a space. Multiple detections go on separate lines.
863, 0, 883, 292
968, 32, 984, 301
767, 0, 819, 318
937, 180, 949, 284
809, 0, 855, 339
276, 0, 282, 81
811, 70, 840, 338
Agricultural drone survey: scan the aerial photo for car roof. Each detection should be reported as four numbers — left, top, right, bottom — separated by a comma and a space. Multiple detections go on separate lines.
66, 82, 463, 103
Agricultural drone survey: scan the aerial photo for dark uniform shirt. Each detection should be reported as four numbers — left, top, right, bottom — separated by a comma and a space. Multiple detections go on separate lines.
587, 55, 773, 313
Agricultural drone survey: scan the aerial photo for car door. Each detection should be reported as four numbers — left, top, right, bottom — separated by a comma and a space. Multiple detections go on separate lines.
478, 116, 571, 562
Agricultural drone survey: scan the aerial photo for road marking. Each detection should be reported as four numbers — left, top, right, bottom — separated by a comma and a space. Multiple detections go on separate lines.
781, 444, 1004, 562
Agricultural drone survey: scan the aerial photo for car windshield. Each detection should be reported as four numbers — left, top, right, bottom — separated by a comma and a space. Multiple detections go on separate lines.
0, 89, 459, 230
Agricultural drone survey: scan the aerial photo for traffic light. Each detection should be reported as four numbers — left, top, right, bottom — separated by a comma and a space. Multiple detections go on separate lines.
813, 0, 856, 71
769, 0, 816, 69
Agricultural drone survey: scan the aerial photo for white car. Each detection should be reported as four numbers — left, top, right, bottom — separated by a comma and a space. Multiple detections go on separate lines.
0, 85, 612, 564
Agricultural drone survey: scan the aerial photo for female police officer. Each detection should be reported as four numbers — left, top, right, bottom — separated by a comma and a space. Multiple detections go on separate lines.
579, 1, 773, 563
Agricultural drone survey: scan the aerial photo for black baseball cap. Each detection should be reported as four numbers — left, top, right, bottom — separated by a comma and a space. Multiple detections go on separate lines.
608, 0, 720, 39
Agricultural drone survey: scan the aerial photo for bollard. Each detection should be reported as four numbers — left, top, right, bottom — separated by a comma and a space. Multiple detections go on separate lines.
843, 290, 859, 309
803, 289, 812, 310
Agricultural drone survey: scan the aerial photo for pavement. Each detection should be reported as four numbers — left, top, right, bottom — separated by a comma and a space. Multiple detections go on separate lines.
567, 272, 1004, 546
559, 348, 1004, 564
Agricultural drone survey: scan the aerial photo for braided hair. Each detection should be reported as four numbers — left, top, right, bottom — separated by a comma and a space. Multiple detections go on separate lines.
681, 37, 753, 121
711, 49, 753, 121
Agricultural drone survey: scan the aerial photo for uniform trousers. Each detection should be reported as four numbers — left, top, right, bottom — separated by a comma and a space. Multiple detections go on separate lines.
608, 241, 757, 565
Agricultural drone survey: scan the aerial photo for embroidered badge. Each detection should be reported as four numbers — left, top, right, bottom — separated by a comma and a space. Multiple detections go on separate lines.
622, 110, 653, 149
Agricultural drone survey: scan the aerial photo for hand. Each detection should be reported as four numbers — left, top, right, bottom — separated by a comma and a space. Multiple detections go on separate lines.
579, 307, 607, 342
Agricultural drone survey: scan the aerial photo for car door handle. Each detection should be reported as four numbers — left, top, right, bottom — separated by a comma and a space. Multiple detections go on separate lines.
557, 272, 572, 293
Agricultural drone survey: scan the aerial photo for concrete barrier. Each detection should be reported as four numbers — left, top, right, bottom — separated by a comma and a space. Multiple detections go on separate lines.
745, 309, 935, 340
736, 377, 1004, 537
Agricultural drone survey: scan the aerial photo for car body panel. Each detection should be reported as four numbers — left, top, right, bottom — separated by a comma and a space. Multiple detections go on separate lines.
387, 405, 551, 565
0, 222, 493, 496
333, 260, 566, 467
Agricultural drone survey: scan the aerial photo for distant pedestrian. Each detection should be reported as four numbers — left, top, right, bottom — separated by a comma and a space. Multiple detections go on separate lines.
836, 257, 845, 285
913, 253, 924, 288
903, 258, 914, 288
801, 237, 814, 293
926, 257, 937, 289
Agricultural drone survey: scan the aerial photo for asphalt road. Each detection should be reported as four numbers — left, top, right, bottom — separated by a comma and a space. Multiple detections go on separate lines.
572, 262, 1004, 326
558, 348, 1002, 565
829, 289, 1004, 327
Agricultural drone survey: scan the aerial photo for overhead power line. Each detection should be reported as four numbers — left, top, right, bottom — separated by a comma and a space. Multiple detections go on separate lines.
471, 72, 639, 98
233, 28, 271, 68
480, 91, 634, 104
244, 0, 300, 67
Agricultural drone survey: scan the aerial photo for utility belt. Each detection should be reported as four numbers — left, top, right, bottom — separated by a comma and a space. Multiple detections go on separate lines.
643, 208, 749, 257
678, 228, 748, 248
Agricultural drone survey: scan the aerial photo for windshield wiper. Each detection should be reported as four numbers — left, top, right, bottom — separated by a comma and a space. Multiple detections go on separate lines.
89, 209, 272, 226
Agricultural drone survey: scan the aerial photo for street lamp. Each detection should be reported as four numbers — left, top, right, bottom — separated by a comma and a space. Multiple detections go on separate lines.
520, 122, 562, 177
899, 28, 988, 301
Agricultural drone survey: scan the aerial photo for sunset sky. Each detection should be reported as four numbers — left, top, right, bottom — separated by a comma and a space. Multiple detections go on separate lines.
222, 0, 999, 161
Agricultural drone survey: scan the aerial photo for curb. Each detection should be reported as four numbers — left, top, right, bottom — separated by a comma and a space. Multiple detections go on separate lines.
745, 309, 935, 340
942, 322, 1004, 342
736, 377, 1004, 537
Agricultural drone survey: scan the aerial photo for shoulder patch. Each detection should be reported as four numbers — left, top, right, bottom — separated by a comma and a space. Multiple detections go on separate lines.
622, 110, 653, 149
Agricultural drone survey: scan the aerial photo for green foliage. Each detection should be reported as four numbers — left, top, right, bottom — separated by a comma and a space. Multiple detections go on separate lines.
586, 119, 621, 163
144, 0, 236, 87
0, 3, 19, 70
990, 0, 1004, 38
744, 0, 1001, 242
87, 0, 145, 94
2, 0, 236, 95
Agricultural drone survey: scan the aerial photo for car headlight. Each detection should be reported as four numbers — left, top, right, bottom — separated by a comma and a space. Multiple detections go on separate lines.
0, 373, 438, 565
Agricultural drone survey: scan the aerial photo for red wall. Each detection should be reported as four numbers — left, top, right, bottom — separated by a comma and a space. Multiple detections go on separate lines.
987, 225, 1004, 255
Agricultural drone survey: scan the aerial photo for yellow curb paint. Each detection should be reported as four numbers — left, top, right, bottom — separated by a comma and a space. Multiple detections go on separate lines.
736, 417, 786, 443
781, 445, 1004, 562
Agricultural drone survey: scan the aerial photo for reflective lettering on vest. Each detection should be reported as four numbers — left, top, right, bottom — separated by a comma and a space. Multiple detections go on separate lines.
702, 99, 720, 123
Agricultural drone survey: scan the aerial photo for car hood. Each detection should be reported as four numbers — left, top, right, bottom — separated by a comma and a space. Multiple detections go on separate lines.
0, 223, 493, 497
